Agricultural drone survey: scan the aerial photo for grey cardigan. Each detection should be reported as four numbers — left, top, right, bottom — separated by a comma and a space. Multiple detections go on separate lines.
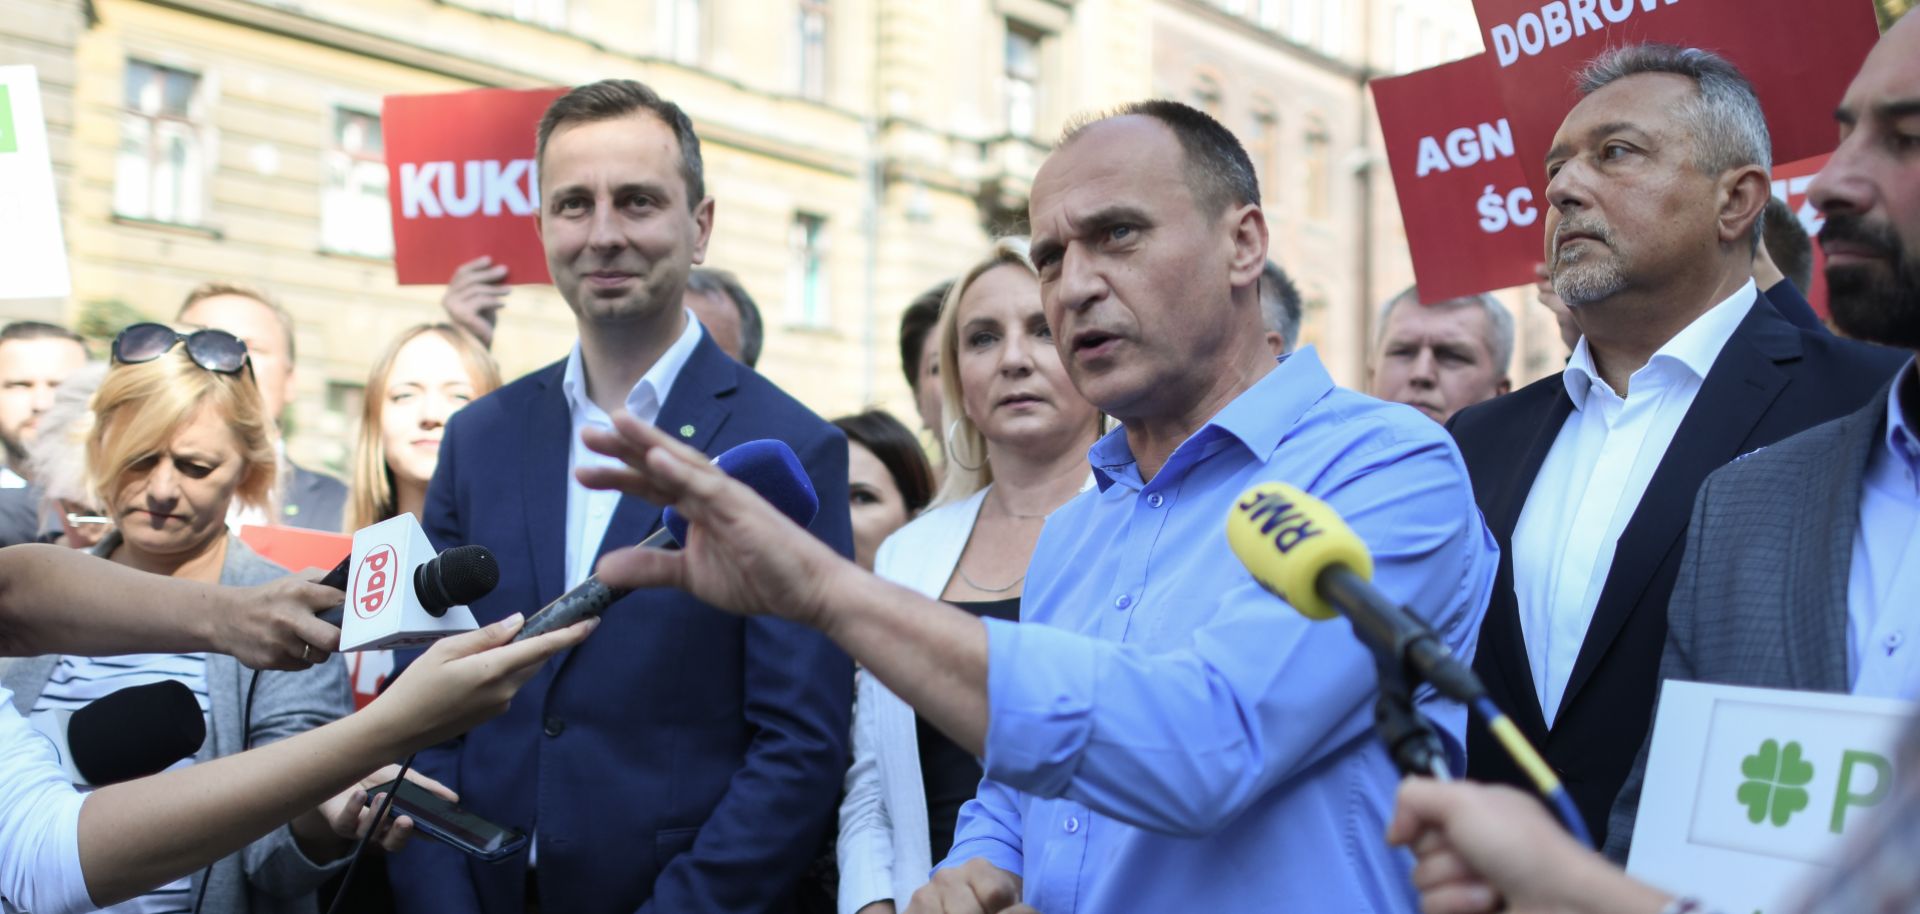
0, 533, 352, 914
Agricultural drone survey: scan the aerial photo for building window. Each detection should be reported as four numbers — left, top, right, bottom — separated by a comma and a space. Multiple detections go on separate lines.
115, 60, 204, 225
512, 0, 566, 29
1249, 105, 1278, 198
796, 0, 829, 100
1320, 0, 1345, 57
1003, 21, 1043, 139
1304, 119, 1331, 221
321, 108, 392, 259
1287, 0, 1319, 49
657, 0, 702, 64
1190, 74, 1223, 119
1254, 0, 1286, 30
787, 213, 829, 327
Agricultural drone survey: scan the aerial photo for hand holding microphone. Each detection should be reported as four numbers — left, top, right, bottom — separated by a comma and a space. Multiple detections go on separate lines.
568, 411, 852, 631
519, 436, 822, 640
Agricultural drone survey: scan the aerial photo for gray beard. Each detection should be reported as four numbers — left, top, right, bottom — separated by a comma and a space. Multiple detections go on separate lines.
1553, 253, 1628, 307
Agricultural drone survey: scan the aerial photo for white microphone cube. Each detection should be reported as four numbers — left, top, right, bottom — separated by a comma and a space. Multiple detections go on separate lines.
341, 514, 479, 651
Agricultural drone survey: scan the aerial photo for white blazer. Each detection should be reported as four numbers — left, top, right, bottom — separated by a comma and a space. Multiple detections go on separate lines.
837, 487, 986, 914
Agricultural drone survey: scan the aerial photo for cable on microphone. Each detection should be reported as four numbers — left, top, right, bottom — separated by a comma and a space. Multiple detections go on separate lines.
1225, 481, 1592, 847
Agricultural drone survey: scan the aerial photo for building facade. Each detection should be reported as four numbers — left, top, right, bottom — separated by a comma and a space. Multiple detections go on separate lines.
3, 0, 1562, 484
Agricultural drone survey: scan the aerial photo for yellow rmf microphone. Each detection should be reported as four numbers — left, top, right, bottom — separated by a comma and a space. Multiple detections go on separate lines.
1225, 482, 1371, 620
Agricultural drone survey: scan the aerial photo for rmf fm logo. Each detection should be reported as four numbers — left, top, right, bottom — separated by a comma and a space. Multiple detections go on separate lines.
1736, 738, 1891, 833
1235, 490, 1321, 553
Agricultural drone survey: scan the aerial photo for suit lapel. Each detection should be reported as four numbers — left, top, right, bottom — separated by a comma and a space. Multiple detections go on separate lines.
1785, 387, 1889, 692
1559, 302, 1798, 711
522, 366, 573, 604
1484, 384, 1574, 739
593, 335, 736, 564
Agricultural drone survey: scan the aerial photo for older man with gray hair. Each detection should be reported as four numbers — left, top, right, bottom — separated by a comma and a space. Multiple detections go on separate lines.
1448, 43, 1905, 845
1367, 287, 1512, 424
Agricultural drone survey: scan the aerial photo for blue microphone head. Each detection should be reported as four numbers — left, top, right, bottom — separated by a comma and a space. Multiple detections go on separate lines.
663, 439, 819, 543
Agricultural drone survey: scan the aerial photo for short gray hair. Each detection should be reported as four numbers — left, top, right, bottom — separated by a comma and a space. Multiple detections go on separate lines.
1375, 287, 1515, 377
685, 267, 763, 367
1576, 44, 1771, 243
1259, 261, 1302, 353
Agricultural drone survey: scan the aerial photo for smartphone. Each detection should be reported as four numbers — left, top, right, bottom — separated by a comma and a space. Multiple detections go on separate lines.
366, 777, 528, 862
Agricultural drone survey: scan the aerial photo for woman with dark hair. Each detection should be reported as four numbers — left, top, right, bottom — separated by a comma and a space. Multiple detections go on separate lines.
831, 410, 935, 572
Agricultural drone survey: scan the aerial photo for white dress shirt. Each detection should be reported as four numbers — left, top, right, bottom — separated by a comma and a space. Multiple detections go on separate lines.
1511, 281, 1756, 727
561, 312, 704, 589
1847, 360, 1920, 699
0, 686, 92, 914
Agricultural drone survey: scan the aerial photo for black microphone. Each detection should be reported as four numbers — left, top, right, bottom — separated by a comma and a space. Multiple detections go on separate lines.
514, 439, 820, 642
317, 545, 500, 628
32, 680, 208, 786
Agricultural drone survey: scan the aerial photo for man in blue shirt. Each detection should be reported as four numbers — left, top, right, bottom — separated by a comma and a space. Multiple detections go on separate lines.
578, 100, 1498, 913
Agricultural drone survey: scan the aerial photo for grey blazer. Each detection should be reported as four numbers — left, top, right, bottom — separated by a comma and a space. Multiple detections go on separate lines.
0, 533, 352, 913
1602, 382, 1892, 861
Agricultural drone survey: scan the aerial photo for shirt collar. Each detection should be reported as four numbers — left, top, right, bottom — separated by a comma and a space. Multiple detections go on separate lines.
561, 310, 705, 421
1087, 348, 1329, 491
1885, 358, 1920, 471
1561, 279, 1757, 404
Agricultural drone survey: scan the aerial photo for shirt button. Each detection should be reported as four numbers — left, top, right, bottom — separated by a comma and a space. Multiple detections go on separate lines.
1886, 631, 1905, 652
1064, 816, 1080, 834
1146, 493, 1164, 509
543, 716, 566, 737
1114, 594, 1131, 610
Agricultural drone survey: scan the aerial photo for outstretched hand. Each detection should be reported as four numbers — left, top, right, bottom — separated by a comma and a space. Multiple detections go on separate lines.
576, 411, 851, 632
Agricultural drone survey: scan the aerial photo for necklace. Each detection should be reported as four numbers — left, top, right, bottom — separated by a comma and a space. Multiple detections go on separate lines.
957, 563, 1026, 594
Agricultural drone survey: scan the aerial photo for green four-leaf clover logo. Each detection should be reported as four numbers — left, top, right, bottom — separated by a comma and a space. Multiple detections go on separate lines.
1737, 738, 1814, 827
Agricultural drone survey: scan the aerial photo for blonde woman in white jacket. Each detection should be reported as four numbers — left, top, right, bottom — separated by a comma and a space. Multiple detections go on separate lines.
837, 237, 1102, 914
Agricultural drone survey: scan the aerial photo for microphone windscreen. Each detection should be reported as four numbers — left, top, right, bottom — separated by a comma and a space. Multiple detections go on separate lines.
437, 545, 501, 605
663, 439, 819, 543
1225, 482, 1374, 621
67, 680, 207, 786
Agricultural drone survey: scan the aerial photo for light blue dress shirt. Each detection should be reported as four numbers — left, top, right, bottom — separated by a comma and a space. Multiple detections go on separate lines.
1848, 360, 1920, 699
945, 348, 1499, 913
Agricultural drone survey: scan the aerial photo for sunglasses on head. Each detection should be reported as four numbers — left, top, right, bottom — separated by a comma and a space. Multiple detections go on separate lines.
111, 322, 252, 375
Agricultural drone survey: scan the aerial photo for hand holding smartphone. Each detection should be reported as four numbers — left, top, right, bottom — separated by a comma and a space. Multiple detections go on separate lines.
366, 777, 528, 861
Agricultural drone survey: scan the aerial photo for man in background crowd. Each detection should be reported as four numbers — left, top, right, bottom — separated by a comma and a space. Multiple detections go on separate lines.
1367, 287, 1512, 424
1756, 195, 1827, 331
0, 322, 90, 546
1452, 44, 1906, 846
176, 283, 349, 531
1259, 260, 1303, 356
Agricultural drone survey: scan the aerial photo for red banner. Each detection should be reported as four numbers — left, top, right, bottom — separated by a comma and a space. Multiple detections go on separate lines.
1372, 54, 1543, 301
1469, 0, 1879, 192
383, 87, 568, 286
1772, 153, 1832, 319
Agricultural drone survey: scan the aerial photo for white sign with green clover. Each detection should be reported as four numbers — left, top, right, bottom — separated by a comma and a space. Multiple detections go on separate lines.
0, 65, 71, 300
1626, 681, 1912, 913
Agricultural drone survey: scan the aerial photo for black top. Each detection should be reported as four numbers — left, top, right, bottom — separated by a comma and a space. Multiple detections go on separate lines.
918, 597, 1022, 861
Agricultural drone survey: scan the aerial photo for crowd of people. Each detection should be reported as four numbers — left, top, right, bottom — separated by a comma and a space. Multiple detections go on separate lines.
0, 10, 1915, 914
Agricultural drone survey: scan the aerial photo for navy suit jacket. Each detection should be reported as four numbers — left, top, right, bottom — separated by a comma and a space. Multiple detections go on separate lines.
1451, 295, 1904, 847
388, 332, 854, 914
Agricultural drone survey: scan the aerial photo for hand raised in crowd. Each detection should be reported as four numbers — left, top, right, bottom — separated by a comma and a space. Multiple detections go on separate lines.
906, 859, 1031, 914
442, 255, 510, 348
576, 411, 853, 632
290, 764, 456, 859
217, 574, 344, 671
366, 612, 598, 753
1386, 779, 1671, 914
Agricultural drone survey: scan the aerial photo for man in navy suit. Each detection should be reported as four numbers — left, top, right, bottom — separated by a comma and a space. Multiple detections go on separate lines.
1452, 45, 1905, 847
388, 79, 854, 914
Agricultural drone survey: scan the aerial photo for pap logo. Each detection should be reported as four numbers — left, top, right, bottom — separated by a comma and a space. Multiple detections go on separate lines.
354, 545, 398, 619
